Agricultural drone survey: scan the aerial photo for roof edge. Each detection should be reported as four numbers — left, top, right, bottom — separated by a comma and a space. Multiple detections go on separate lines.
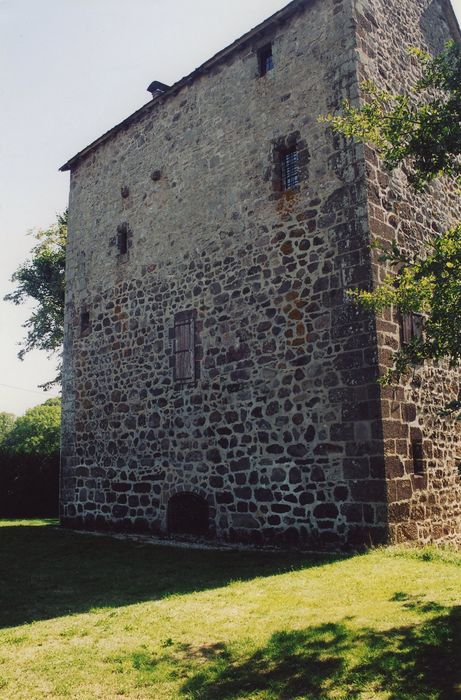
60, 0, 309, 172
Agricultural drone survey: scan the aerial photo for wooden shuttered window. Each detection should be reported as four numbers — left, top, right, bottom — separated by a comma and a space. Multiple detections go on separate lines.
411, 313, 424, 341
400, 312, 424, 345
174, 311, 196, 383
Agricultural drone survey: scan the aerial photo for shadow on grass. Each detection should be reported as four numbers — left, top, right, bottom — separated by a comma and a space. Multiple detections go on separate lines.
166, 601, 460, 699
0, 523, 341, 629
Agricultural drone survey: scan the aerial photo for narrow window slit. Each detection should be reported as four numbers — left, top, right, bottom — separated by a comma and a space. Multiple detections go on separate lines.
412, 437, 424, 475
118, 226, 128, 255
80, 310, 90, 334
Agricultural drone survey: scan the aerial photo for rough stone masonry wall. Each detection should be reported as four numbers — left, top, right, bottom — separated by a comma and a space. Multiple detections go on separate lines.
354, 0, 461, 545
61, 0, 391, 550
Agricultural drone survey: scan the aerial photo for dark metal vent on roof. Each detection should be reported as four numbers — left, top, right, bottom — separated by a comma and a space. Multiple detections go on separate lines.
147, 80, 170, 99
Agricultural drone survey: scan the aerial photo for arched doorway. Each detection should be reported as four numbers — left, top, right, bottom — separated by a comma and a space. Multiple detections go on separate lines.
167, 492, 209, 536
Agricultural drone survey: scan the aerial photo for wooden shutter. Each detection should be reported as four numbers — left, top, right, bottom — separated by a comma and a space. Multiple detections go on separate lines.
400, 313, 413, 344
174, 313, 195, 382
400, 312, 423, 344
411, 313, 424, 341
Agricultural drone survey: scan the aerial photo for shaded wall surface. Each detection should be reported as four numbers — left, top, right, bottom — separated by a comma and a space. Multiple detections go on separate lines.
354, 0, 461, 545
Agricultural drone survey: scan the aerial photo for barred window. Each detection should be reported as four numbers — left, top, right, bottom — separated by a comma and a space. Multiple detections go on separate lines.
281, 148, 300, 190
174, 311, 196, 383
258, 44, 274, 76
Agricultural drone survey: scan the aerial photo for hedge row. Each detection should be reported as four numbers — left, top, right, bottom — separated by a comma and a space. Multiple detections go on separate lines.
0, 451, 59, 518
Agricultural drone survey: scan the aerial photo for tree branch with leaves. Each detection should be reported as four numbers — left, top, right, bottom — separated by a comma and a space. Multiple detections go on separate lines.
321, 41, 461, 416
322, 42, 461, 190
4, 211, 67, 389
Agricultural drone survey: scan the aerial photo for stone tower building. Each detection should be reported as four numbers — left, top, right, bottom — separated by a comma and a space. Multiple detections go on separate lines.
60, 0, 461, 549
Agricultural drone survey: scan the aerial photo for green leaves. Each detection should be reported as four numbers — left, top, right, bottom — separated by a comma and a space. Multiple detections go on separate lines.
321, 42, 461, 190
2, 398, 61, 456
351, 224, 461, 416
4, 211, 67, 387
0, 413, 16, 446
322, 42, 461, 416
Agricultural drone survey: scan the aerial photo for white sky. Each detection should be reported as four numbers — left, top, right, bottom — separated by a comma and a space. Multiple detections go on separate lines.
1, 0, 460, 416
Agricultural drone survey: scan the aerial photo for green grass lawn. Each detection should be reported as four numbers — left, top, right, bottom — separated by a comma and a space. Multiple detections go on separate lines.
0, 520, 460, 699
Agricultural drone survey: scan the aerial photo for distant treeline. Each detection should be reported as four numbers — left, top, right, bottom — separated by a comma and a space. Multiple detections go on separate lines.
0, 450, 59, 518
0, 398, 61, 518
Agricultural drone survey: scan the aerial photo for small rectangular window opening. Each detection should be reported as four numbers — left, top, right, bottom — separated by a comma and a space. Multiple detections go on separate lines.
258, 43, 273, 76
281, 148, 300, 191
118, 228, 128, 255
80, 311, 90, 334
400, 312, 423, 345
412, 438, 424, 475
174, 312, 195, 383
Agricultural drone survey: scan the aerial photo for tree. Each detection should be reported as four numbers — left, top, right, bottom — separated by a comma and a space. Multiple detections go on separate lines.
322, 42, 461, 190
321, 41, 461, 415
3, 398, 61, 456
0, 413, 16, 446
4, 211, 67, 388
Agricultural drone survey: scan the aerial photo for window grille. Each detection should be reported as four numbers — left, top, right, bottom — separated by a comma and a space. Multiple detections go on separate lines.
258, 44, 274, 76
281, 148, 300, 190
174, 312, 195, 383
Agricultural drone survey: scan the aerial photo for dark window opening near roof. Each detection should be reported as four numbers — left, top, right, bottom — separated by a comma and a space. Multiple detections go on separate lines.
60, 2, 317, 172
281, 148, 300, 190
258, 43, 274, 76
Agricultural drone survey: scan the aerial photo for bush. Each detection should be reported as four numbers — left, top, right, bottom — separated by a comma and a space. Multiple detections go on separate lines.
3, 398, 61, 455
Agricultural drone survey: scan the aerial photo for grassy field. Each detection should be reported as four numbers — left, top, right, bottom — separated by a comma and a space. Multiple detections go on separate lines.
0, 520, 460, 699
